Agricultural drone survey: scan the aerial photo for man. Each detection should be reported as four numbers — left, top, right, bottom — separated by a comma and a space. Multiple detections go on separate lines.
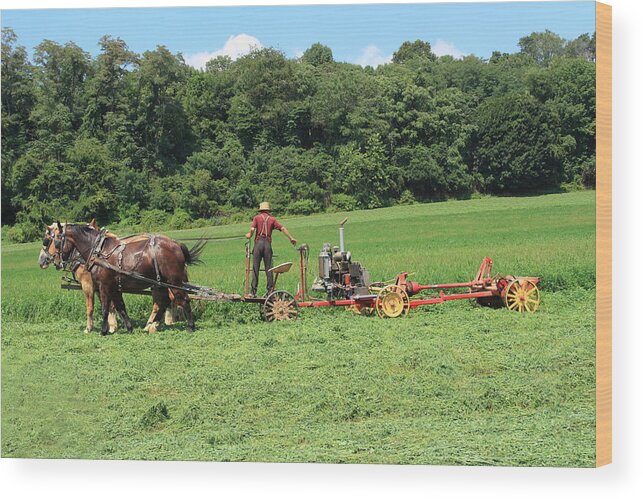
245, 202, 297, 298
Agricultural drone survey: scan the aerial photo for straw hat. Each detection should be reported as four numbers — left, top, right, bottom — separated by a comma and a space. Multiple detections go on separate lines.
258, 201, 271, 212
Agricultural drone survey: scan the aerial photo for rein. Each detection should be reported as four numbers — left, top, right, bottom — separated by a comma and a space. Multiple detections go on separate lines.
55, 225, 68, 269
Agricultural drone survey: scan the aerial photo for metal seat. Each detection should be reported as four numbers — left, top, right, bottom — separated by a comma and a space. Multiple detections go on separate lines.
268, 262, 293, 274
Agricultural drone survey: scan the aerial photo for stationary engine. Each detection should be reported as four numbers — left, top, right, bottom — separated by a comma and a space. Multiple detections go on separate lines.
312, 218, 370, 299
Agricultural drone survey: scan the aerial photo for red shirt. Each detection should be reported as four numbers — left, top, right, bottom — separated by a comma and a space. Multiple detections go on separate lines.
251, 213, 283, 242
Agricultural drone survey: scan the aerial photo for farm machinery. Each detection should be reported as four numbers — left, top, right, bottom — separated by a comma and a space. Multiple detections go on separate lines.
59, 217, 541, 323
250, 218, 541, 321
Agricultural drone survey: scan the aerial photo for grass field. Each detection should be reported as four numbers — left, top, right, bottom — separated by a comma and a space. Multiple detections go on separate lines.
1, 191, 596, 466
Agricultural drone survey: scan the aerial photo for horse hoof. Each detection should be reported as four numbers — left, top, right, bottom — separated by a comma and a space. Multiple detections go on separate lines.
147, 323, 158, 334
143, 322, 151, 332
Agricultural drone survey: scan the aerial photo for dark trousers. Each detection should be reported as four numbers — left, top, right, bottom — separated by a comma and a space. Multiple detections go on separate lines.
251, 237, 273, 295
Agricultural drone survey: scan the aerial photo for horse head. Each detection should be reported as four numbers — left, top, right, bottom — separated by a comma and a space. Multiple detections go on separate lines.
38, 221, 90, 270
38, 223, 59, 269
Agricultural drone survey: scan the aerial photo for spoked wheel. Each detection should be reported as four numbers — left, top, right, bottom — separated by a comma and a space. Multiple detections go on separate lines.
262, 290, 299, 322
375, 284, 410, 319
504, 279, 541, 313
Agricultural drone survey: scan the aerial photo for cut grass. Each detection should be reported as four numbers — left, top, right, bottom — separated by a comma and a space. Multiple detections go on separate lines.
1, 191, 596, 465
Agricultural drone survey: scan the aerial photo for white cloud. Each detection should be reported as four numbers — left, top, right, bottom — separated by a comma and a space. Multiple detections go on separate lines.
432, 39, 464, 59
185, 33, 262, 69
355, 45, 392, 68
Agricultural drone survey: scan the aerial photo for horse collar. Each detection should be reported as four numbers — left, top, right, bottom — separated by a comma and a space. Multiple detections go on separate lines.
85, 228, 108, 271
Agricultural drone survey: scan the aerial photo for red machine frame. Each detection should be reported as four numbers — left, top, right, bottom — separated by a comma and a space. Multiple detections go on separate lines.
254, 248, 541, 321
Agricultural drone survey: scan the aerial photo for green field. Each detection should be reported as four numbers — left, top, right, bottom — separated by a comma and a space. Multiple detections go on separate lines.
1, 191, 596, 466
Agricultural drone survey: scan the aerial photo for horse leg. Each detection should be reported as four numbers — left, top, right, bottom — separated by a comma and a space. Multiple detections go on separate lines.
78, 269, 94, 333
172, 291, 195, 333
145, 301, 160, 332
108, 303, 118, 333
183, 300, 195, 333
112, 292, 133, 334
164, 305, 177, 326
147, 288, 169, 334
99, 286, 112, 336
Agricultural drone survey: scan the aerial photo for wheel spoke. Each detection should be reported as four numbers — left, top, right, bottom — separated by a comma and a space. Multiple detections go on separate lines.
509, 300, 520, 310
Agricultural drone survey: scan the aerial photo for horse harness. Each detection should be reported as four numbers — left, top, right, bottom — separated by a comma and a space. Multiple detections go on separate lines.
56, 226, 164, 292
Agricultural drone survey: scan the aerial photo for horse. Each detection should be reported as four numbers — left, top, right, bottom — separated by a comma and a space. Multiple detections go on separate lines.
49, 222, 204, 335
38, 222, 177, 333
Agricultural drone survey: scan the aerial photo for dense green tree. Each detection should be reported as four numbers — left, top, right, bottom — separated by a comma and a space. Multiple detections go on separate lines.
82, 36, 138, 137
336, 135, 400, 208
1, 29, 36, 224
302, 43, 334, 66
132, 46, 192, 173
471, 92, 568, 191
519, 30, 566, 65
565, 33, 596, 62
33, 40, 91, 128
1, 28, 597, 241
527, 57, 596, 185
392, 40, 437, 64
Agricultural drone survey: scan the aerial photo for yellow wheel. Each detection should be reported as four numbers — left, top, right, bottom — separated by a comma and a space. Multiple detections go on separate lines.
375, 284, 410, 319
504, 279, 541, 313
262, 290, 299, 321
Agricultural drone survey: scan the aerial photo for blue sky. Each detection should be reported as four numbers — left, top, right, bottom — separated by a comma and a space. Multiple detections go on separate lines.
2, 2, 596, 68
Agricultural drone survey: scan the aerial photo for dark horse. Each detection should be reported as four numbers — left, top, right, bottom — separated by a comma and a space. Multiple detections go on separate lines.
53, 223, 204, 335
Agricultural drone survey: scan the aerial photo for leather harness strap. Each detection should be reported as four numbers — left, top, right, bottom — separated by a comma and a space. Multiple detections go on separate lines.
115, 244, 126, 292
149, 235, 162, 284
85, 229, 108, 271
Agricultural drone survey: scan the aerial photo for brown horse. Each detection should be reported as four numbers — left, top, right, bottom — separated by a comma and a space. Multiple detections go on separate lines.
38, 222, 176, 333
51, 222, 204, 335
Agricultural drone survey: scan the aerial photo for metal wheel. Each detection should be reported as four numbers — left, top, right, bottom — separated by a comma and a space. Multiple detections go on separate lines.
375, 284, 410, 319
262, 290, 299, 321
504, 279, 541, 313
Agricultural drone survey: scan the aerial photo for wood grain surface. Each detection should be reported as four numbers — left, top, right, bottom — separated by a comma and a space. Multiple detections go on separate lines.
596, 1, 612, 468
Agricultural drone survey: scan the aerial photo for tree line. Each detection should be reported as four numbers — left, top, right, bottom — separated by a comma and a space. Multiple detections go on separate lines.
1, 28, 596, 242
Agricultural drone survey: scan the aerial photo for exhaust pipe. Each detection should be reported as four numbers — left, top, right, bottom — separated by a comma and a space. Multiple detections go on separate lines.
339, 217, 348, 253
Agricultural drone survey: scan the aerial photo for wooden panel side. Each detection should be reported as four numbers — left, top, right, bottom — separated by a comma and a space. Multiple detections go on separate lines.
596, 1, 612, 468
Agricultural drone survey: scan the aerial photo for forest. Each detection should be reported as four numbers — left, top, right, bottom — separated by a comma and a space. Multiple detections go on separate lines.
1, 28, 596, 242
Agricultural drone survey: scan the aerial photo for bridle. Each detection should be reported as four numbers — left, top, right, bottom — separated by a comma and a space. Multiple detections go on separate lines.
41, 232, 56, 266
52, 223, 110, 272
41, 225, 68, 268
48, 223, 71, 270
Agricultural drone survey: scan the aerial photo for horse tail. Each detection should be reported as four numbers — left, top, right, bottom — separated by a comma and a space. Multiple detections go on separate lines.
180, 238, 207, 265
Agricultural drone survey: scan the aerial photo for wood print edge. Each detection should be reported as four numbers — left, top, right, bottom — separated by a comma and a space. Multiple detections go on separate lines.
595, 0, 612, 468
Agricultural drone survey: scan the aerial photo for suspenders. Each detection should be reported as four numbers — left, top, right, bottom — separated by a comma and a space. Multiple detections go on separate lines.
258, 213, 270, 239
